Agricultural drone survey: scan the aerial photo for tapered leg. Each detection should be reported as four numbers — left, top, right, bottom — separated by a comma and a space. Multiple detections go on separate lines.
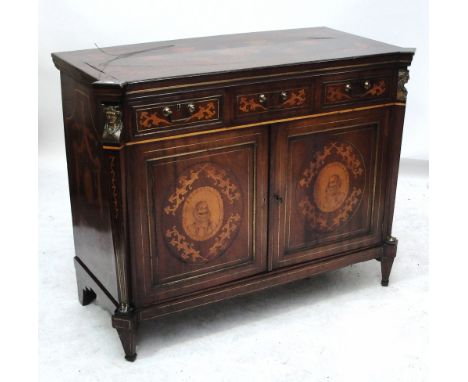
112, 312, 138, 362
381, 236, 398, 286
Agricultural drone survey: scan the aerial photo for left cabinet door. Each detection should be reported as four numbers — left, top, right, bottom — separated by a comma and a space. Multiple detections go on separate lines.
127, 127, 269, 304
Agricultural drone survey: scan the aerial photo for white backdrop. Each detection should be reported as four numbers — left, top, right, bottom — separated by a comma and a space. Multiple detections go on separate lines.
36, 1, 430, 379
39, 0, 428, 160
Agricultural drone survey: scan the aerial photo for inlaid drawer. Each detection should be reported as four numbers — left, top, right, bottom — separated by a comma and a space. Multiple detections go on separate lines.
318, 70, 393, 109
233, 79, 312, 122
132, 93, 223, 136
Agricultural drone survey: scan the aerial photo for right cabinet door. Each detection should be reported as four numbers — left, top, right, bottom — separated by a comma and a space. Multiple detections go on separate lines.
269, 109, 390, 269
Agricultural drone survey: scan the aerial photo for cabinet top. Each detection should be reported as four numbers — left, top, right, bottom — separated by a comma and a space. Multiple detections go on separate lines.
52, 27, 414, 86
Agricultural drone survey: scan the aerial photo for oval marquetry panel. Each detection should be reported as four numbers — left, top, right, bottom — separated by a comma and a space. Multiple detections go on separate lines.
163, 162, 243, 264
296, 141, 365, 233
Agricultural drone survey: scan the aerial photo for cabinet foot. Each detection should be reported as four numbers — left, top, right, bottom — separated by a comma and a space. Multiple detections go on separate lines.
112, 312, 138, 362
75, 261, 97, 306
74, 257, 119, 313
79, 286, 97, 306
381, 236, 398, 287
381, 278, 390, 287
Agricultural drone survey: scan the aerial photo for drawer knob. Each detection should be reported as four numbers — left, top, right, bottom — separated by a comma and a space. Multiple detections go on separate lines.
258, 94, 267, 104
162, 106, 173, 117
344, 83, 352, 93
187, 103, 196, 114
363, 80, 372, 90
280, 91, 288, 101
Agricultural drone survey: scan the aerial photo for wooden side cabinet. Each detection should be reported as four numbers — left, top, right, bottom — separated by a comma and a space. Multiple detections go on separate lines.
52, 27, 414, 361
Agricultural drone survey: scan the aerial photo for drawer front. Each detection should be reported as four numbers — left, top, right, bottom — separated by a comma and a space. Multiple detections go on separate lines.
319, 70, 393, 109
233, 79, 312, 122
131, 92, 223, 137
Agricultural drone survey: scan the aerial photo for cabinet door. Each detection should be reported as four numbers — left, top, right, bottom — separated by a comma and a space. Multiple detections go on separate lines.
128, 127, 268, 304
269, 110, 389, 268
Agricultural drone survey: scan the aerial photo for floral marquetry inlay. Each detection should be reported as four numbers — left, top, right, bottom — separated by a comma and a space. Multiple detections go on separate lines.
238, 96, 267, 113
187, 102, 216, 122
138, 111, 170, 128
281, 89, 307, 107
238, 88, 308, 114
297, 141, 365, 232
163, 162, 243, 264
363, 80, 386, 97
325, 79, 387, 104
137, 101, 218, 130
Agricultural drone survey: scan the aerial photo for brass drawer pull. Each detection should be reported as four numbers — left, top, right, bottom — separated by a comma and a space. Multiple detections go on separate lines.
344, 83, 352, 93
280, 91, 288, 101
162, 106, 173, 117
258, 94, 267, 104
186, 103, 196, 114
363, 80, 372, 90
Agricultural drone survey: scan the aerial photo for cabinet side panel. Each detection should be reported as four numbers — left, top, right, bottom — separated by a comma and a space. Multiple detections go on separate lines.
382, 105, 406, 237
60, 73, 119, 300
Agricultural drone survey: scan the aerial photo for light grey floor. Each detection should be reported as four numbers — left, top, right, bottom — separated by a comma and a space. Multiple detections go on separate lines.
39, 156, 428, 382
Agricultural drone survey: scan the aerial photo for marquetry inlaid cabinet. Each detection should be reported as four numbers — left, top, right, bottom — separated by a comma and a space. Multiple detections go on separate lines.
52, 27, 414, 361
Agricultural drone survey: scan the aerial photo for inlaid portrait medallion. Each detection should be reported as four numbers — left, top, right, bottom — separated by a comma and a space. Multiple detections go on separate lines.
182, 186, 224, 242
163, 162, 243, 264
313, 162, 350, 213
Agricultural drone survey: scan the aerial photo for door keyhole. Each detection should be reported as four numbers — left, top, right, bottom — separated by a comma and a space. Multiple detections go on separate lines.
274, 194, 283, 203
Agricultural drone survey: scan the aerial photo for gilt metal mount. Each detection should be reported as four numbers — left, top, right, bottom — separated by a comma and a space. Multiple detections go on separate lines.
397, 69, 410, 102
118, 302, 130, 314
385, 235, 398, 245
102, 105, 123, 143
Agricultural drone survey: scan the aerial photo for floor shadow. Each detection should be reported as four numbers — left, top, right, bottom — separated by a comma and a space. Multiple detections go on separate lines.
137, 260, 383, 359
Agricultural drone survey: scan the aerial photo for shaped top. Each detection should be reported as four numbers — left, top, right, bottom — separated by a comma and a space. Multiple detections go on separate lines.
52, 27, 414, 85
